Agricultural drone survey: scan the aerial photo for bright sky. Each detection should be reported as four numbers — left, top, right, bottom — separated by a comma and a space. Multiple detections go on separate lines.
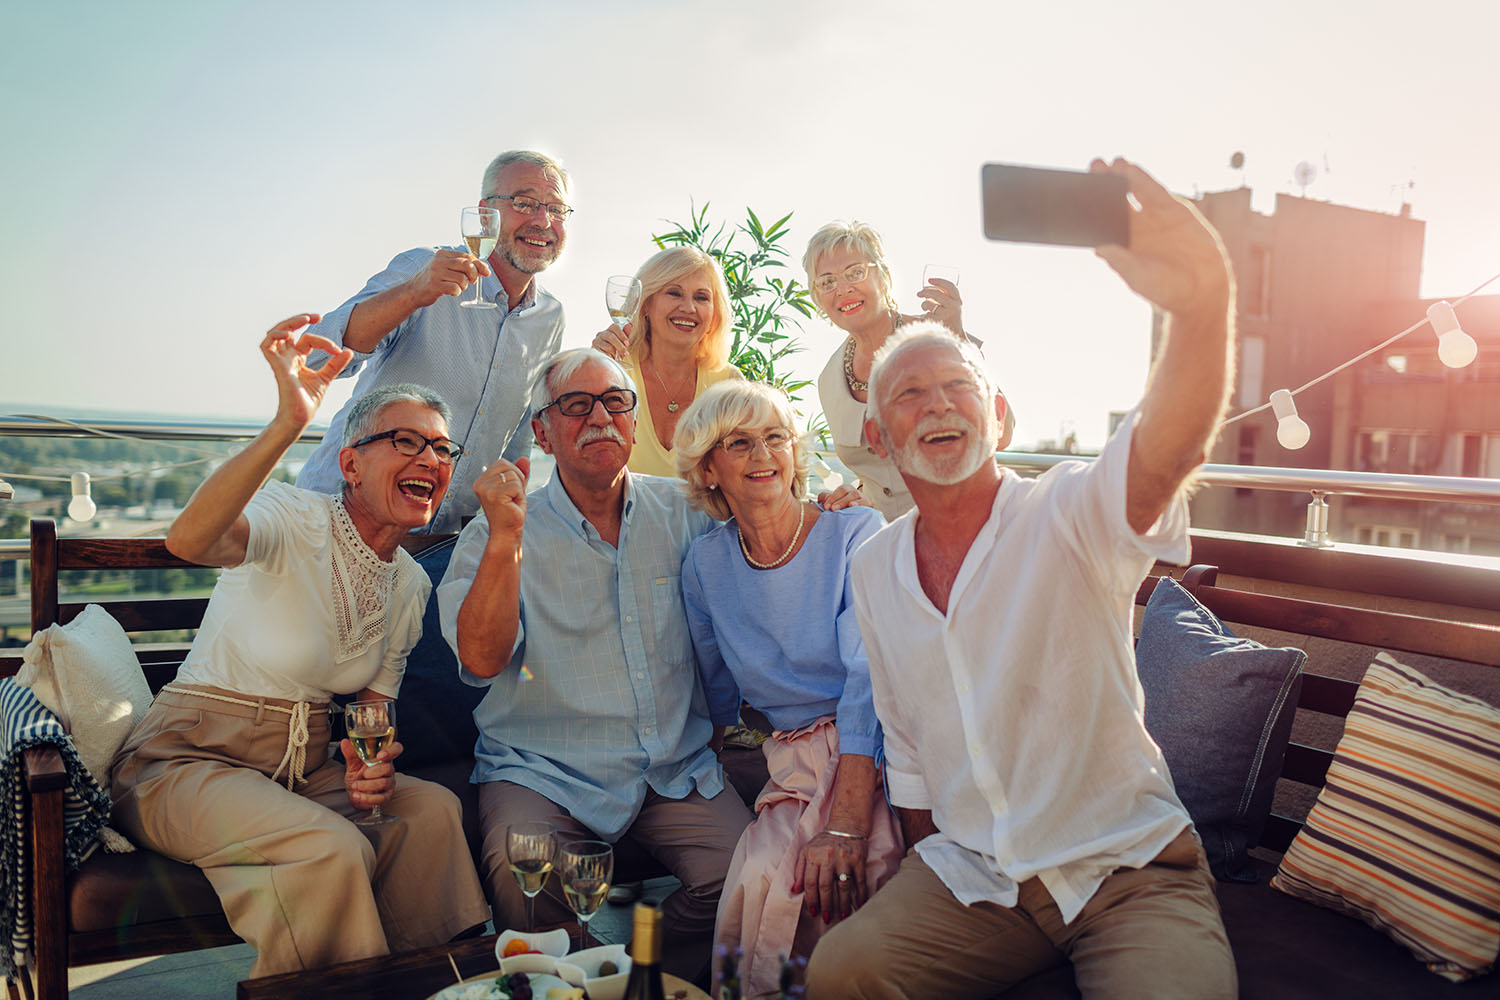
3, 0, 1497, 449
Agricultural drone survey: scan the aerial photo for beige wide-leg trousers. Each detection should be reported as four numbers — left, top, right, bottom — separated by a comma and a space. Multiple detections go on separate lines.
111, 685, 491, 978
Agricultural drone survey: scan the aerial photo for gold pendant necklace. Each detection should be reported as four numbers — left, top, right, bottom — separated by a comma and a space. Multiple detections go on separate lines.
647, 358, 694, 413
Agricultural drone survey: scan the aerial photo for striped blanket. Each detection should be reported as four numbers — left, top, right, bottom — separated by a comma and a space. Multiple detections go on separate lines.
0, 677, 111, 980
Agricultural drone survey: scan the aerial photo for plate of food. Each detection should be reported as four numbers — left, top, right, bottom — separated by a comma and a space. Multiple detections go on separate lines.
428, 970, 581, 1000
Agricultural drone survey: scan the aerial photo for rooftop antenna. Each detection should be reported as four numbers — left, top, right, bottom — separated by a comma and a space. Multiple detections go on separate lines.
1293, 160, 1318, 197
1230, 150, 1246, 188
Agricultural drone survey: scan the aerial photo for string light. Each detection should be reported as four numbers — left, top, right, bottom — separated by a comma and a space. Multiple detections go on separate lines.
1269, 390, 1311, 450
1219, 269, 1499, 443
68, 472, 96, 522
1427, 301, 1478, 369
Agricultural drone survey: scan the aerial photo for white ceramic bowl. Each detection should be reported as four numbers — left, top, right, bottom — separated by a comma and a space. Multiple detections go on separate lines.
559, 943, 631, 1000
494, 927, 572, 963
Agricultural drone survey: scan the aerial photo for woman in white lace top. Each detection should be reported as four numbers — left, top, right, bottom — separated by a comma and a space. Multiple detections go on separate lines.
110, 315, 490, 977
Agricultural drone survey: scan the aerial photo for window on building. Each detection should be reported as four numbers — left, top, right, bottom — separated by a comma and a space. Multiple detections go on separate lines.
1238, 337, 1265, 411
1245, 245, 1271, 318
1235, 426, 1259, 496
1461, 434, 1482, 477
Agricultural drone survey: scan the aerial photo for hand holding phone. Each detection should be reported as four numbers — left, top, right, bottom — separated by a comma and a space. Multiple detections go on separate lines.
981, 163, 1130, 248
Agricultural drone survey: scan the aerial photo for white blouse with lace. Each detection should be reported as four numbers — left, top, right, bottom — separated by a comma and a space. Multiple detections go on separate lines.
174, 480, 428, 703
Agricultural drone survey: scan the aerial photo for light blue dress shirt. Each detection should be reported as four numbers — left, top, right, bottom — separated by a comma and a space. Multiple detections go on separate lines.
436, 471, 724, 840
295, 247, 566, 533
682, 505, 885, 758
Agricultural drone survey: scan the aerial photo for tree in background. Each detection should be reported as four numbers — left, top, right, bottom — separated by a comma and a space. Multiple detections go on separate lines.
654, 206, 821, 430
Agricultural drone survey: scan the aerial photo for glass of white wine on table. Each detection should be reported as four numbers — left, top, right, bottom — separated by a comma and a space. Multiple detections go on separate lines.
559, 839, 613, 949
345, 699, 398, 826
507, 821, 559, 933
460, 206, 502, 309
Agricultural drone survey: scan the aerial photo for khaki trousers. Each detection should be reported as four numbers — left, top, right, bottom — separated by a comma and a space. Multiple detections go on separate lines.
111, 686, 492, 978
804, 828, 1236, 1000
478, 779, 751, 984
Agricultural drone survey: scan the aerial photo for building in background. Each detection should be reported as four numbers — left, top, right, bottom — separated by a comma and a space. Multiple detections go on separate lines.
1168, 187, 1500, 553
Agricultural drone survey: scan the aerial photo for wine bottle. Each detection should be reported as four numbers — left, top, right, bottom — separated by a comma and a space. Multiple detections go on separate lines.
623, 902, 666, 1000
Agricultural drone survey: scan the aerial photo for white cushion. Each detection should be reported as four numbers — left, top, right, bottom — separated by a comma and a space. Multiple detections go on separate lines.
17, 604, 153, 795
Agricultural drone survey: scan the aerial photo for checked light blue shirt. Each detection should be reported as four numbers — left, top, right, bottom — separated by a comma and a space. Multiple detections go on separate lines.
296, 247, 566, 534
436, 471, 725, 841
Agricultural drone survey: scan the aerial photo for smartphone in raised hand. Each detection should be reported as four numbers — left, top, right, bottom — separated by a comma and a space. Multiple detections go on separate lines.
981, 163, 1129, 248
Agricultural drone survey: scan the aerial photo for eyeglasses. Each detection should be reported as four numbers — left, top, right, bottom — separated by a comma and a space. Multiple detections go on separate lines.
718, 428, 794, 457
813, 262, 876, 295
538, 389, 638, 418
483, 194, 575, 222
351, 429, 463, 464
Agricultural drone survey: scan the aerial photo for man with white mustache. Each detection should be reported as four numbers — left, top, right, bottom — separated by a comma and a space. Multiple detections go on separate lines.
437, 348, 751, 985
297, 150, 571, 535
805, 160, 1238, 998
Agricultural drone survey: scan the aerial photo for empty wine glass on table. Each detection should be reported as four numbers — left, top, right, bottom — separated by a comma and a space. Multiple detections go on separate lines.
507, 821, 558, 933
345, 700, 398, 826
558, 839, 613, 948
460, 206, 502, 310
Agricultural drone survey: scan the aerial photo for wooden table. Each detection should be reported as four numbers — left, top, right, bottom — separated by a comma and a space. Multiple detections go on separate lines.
235, 929, 709, 1000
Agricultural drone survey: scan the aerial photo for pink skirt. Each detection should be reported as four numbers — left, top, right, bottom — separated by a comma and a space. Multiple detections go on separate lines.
714, 717, 904, 998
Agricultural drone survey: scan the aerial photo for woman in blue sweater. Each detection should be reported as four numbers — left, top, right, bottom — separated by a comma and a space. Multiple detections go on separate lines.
674, 380, 903, 997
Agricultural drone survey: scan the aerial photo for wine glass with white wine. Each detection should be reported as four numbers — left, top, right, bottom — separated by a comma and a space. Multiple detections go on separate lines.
558, 839, 613, 949
507, 821, 558, 933
345, 700, 398, 826
604, 275, 643, 360
460, 206, 502, 310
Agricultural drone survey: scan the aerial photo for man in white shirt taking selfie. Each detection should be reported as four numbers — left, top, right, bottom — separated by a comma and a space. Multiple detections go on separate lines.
805, 159, 1238, 999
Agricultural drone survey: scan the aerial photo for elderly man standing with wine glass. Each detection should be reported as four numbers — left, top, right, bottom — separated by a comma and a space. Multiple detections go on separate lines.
436, 347, 755, 986
295, 149, 572, 536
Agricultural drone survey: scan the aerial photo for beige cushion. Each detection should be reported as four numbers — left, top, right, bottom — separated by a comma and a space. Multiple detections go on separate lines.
18, 604, 153, 796
1271, 652, 1500, 982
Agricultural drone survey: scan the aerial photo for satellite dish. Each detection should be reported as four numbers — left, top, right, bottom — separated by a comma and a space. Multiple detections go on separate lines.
1293, 161, 1317, 195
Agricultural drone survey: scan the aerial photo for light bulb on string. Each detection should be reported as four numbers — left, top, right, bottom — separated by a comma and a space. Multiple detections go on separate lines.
1427, 301, 1478, 368
68, 472, 96, 522
1269, 390, 1310, 450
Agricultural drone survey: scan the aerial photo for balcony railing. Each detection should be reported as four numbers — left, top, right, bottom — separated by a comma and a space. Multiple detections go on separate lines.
4, 416, 1500, 557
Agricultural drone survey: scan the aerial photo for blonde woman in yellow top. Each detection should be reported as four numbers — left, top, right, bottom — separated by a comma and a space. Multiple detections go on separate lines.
593, 247, 741, 476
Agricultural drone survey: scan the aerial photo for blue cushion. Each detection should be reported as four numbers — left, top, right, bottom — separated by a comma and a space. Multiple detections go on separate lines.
393, 538, 485, 768
1136, 576, 1306, 882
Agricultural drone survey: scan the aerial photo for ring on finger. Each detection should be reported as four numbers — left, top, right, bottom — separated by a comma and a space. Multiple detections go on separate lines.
837, 873, 851, 883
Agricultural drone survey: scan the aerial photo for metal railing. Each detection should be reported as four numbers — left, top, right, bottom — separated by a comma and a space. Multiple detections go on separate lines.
4, 416, 1500, 553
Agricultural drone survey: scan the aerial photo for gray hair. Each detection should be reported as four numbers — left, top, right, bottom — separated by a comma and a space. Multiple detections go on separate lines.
342, 383, 452, 447
528, 348, 636, 423
480, 150, 570, 199
802, 220, 899, 319
866, 321, 991, 430
673, 380, 810, 521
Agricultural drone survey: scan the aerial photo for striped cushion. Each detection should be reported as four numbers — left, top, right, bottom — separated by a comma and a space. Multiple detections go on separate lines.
1271, 653, 1500, 982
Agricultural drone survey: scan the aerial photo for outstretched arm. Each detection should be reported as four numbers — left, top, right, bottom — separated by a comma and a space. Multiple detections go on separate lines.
166, 315, 352, 567
1092, 159, 1235, 534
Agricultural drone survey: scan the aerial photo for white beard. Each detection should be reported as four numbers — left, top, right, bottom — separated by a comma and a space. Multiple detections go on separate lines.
888, 412, 996, 486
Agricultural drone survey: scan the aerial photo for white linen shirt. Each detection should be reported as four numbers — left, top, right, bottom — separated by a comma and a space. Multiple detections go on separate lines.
849, 413, 1192, 923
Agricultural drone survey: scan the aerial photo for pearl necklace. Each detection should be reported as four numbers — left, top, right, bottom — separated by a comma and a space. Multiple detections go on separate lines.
737, 501, 807, 570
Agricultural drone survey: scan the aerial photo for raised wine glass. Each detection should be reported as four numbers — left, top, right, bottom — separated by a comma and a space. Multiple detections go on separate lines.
604, 275, 643, 360
558, 839, 613, 949
922, 263, 961, 291
506, 821, 558, 933
460, 206, 502, 310
345, 700, 397, 826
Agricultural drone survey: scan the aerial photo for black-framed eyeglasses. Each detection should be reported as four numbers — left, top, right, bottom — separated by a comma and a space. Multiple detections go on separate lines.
538, 389, 637, 418
351, 429, 463, 464
813, 261, 876, 295
718, 428, 794, 457
483, 193, 575, 222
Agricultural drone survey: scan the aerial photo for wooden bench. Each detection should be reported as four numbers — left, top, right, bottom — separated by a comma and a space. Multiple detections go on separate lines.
6, 518, 768, 1000
1007, 561, 1500, 998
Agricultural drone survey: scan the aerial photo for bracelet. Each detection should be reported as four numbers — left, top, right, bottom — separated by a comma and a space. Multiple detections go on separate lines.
823, 828, 867, 840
